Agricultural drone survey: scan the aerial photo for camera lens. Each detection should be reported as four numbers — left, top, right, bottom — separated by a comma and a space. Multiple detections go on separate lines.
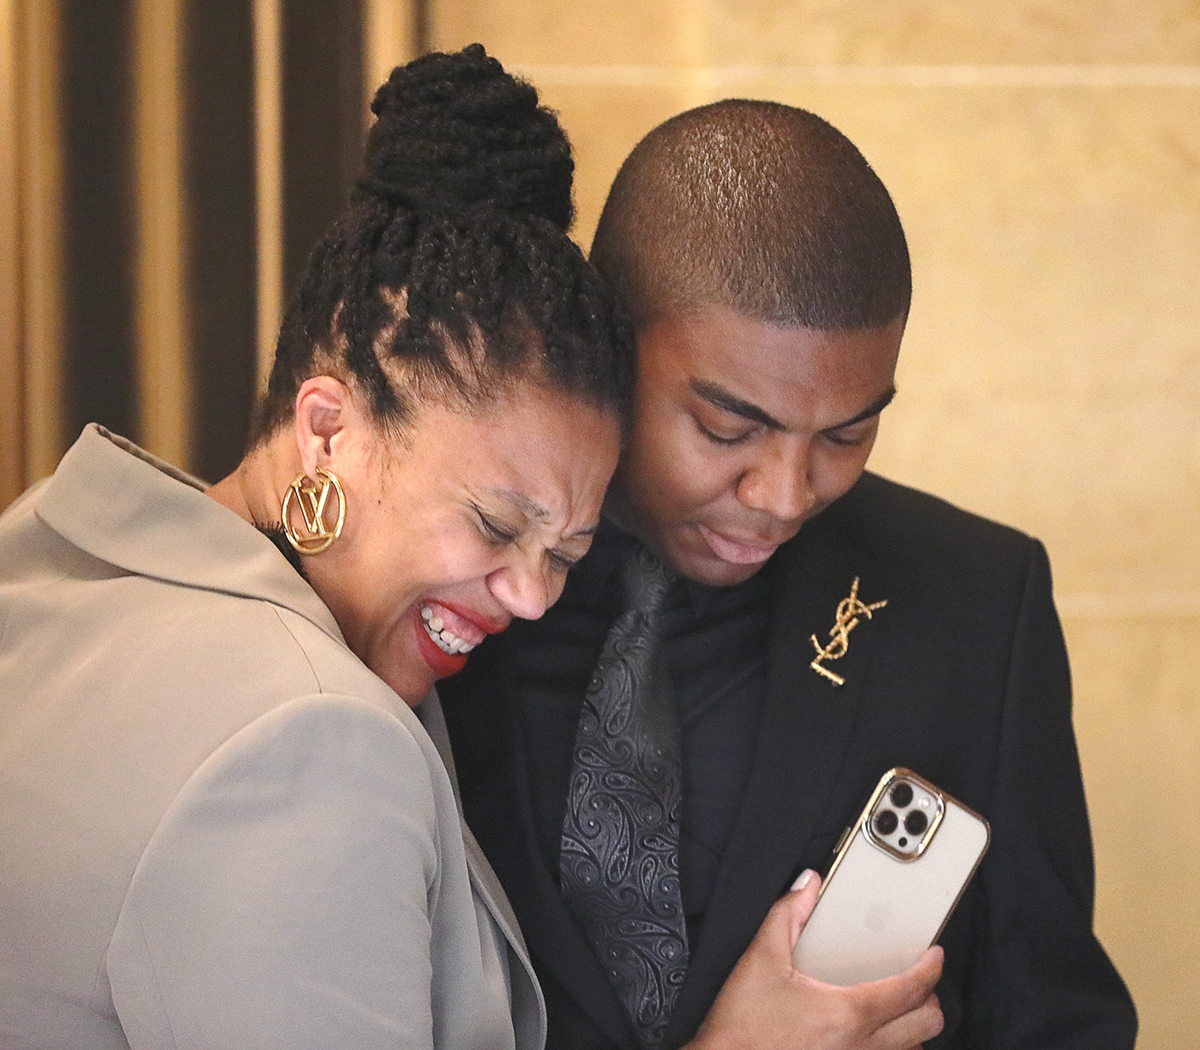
874, 809, 899, 835
905, 810, 928, 836
890, 782, 914, 807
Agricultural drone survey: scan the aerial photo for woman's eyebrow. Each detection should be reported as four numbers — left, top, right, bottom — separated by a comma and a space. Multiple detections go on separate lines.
483, 489, 601, 538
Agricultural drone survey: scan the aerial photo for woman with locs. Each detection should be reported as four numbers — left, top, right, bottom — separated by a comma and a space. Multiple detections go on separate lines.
0, 45, 627, 1048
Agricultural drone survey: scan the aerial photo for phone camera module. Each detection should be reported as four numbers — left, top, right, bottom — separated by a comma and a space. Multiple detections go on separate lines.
874, 809, 899, 836
890, 782, 914, 807
905, 810, 928, 836
866, 772, 947, 861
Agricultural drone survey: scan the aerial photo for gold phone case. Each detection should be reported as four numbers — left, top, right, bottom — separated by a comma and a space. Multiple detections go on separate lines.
791, 767, 990, 985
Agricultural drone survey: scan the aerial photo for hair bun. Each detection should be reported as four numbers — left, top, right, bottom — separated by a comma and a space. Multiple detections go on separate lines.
357, 44, 574, 230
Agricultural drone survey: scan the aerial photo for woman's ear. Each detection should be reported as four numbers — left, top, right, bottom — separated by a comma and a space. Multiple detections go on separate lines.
294, 376, 354, 476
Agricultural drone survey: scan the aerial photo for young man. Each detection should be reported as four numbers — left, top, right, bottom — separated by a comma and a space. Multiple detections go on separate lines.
441, 100, 1136, 1049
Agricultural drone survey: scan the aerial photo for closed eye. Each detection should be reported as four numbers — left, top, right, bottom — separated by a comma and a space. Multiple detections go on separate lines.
696, 419, 755, 447
821, 420, 878, 448
823, 429, 870, 448
548, 549, 577, 572
475, 508, 519, 545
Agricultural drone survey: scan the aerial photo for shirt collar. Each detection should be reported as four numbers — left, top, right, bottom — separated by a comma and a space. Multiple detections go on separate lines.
586, 517, 770, 620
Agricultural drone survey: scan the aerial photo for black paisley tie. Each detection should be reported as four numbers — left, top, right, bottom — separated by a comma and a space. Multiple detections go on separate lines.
560, 544, 687, 1048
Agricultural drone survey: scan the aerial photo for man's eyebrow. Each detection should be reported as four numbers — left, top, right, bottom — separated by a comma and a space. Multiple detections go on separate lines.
824, 386, 897, 432
690, 380, 897, 432
691, 380, 785, 430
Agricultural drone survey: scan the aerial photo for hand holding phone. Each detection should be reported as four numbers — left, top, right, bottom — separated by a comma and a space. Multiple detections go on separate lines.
695, 869, 946, 1050
791, 767, 989, 986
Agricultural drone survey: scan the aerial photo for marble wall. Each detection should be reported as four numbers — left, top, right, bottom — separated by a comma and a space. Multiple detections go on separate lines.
427, 3, 1199, 1045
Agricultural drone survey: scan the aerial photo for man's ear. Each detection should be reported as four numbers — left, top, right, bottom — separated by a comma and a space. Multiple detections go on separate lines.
293, 376, 353, 476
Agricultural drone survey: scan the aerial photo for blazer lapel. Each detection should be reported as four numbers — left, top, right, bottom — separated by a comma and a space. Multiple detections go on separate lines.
459, 820, 548, 1050
669, 509, 888, 1040
419, 692, 533, 952
445, 645, 638, 1050
418, 691, 547, 1046
417, 696, 544, 1022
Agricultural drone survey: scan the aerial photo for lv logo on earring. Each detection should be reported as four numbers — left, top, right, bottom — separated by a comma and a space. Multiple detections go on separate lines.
282, 467, 346, 555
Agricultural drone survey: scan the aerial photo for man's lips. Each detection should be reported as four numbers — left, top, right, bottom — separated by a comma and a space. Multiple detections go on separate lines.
695, 523, 787, 565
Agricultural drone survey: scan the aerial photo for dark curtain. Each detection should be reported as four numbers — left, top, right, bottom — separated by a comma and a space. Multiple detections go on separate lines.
56, 0, 366, 481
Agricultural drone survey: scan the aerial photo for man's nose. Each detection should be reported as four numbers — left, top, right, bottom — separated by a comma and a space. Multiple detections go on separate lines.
736, 437, 813, 522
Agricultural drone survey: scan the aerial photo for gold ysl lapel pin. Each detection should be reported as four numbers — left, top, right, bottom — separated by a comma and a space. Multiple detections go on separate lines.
810, 576, 887, 686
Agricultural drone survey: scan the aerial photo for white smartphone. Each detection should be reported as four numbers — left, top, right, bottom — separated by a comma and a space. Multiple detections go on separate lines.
791, 767, 990, 985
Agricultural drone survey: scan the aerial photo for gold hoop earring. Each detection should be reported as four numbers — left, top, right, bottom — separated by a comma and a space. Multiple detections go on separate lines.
281, 466, 346, 555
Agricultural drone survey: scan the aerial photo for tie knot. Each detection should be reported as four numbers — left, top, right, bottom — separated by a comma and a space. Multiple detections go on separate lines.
619, 545, 675, 614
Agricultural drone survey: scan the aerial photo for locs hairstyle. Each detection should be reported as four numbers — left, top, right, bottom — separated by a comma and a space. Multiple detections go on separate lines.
590, 99, 911, 331
252, 44, 634, 444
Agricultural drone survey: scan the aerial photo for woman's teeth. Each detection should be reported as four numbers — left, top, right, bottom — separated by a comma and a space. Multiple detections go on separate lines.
421, 605, 476, 655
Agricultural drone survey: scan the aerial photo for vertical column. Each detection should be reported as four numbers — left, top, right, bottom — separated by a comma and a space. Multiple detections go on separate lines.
0, 0, 25, 505
252, 0, 368, 432
14, 0, 65, 488
363, 0, 418, 109
133, 0, 188, 467
279, 0, 365, 307
253, 0, 283, 387
59, 0, 138, 449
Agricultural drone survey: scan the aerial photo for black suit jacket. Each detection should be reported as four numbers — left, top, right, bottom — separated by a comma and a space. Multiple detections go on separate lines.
441, 473, 1137, 1049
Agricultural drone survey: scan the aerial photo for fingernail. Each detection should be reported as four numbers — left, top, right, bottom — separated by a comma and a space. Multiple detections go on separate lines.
791, 869, 815, 891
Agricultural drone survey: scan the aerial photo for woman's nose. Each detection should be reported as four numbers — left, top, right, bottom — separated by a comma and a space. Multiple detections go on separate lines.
487, 555, 552, 621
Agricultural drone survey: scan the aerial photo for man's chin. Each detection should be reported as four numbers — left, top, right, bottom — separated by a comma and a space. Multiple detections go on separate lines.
665, 523, 785, 587
691, 557, 770, 588
625, 520, 778, 587
667, 537, 774, 588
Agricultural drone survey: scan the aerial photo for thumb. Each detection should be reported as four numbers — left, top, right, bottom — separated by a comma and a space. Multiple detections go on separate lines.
763, 869, 822, 953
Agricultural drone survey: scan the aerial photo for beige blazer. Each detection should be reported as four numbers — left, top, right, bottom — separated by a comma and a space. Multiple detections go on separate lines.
0, 425, 545, 1050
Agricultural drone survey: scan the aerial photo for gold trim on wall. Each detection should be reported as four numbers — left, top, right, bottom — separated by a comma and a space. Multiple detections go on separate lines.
252, 0, 282, 388
14, 0, 64, 493
364, 0, 417, 108
133, 0, 189, 467
1, 0, 22, 507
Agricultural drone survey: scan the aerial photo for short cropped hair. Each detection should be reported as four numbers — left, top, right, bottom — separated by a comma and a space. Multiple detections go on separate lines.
590, 99, 910, 331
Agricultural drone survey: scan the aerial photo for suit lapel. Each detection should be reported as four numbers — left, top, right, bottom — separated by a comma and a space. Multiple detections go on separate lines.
503, 693, 638, 1048
670, 510, 888, 1039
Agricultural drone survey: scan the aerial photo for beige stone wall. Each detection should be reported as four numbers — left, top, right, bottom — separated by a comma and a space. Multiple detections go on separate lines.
427, 4, 1199, 1045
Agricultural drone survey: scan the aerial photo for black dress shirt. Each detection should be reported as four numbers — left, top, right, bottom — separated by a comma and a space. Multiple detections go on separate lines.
505, 520, 769, 949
